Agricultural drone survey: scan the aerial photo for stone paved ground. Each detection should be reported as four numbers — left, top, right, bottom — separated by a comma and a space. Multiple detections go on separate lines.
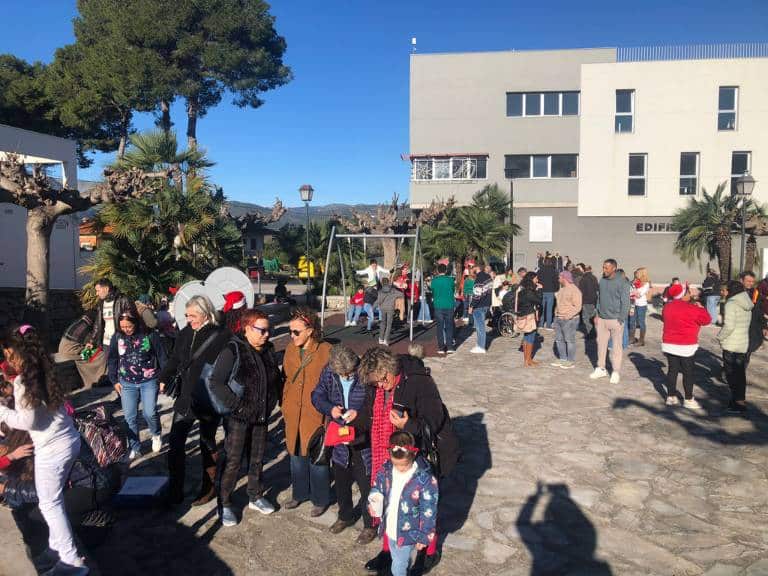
2, 313, 768, 575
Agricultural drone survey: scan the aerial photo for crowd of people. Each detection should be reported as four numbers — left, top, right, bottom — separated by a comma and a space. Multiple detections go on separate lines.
1, 255, 767, 575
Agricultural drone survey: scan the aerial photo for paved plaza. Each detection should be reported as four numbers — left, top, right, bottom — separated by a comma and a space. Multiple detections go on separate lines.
2, 313, 767, 575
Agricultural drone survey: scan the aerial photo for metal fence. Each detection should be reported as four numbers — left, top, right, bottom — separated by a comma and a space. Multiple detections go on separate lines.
617, 43, 768, 62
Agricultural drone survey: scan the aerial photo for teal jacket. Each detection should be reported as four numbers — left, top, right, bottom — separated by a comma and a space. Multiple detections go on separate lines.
718, 292, 754, 353
430, 275, 455, 310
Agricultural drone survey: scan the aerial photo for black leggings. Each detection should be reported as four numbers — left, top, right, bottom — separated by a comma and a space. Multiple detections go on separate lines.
723, 350, 747, 403
665, 353, 695, 399
168, 409, 220, 496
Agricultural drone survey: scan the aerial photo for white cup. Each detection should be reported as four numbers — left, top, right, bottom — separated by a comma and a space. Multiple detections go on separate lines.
368, 493, 384, 518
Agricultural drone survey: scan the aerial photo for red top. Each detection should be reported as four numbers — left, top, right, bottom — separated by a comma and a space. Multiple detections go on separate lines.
350, 291, 365, 306
0, 455, 11, 470
662, 300, 711, 345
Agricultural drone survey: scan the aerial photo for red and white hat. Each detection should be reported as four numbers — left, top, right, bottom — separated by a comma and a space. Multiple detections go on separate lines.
667, 283, 685, 300
223, 291, 246, 312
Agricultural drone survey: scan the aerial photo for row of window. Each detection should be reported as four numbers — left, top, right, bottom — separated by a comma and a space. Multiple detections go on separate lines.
506, 91, 580, 117
627, 151, 751, 197
411, 151, 752, 196
505, 86, 741, 132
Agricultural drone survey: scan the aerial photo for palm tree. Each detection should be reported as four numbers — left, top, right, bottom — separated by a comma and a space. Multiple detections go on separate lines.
671, 181, 763, 279
81, 131, 242, 303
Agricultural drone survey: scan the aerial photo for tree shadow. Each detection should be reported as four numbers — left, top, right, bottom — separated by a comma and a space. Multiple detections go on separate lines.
516, 482, 613, 576
627, 352, 667, 399
435, 412, 491, 541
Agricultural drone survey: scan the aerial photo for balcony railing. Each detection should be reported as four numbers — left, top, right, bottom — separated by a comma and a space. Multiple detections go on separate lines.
617, 43, 768, 62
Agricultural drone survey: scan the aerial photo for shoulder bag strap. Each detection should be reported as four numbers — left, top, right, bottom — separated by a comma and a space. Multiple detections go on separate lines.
290, 350, 315, 385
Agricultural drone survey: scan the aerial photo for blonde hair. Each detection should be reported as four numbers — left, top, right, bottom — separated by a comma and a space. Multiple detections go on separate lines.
635, 267, 649, 284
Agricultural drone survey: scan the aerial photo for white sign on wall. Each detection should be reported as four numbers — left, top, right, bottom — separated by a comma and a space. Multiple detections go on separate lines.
529, 216, 553, 243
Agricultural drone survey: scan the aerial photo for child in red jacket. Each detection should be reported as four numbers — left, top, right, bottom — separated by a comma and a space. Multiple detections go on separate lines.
661, 283, 712, 409
345, 286, 366, 326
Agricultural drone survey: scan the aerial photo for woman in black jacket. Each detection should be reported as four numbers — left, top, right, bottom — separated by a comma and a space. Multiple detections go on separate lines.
158, 295, 230, 506
211, 309, 282, 527
516, 272, 543, 367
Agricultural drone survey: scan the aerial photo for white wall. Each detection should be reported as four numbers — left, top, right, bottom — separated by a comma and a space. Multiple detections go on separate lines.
579, 58, 768, 217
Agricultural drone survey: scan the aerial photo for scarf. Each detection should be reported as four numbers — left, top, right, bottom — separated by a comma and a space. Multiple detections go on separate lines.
370, 386, 395, 486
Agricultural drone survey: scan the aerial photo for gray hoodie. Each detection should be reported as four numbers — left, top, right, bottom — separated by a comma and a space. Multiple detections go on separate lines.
597, 274, 631, 322
375, 284, 401, 312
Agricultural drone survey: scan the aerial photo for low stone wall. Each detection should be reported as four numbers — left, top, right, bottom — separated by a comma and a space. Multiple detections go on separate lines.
0, 289, 82, 343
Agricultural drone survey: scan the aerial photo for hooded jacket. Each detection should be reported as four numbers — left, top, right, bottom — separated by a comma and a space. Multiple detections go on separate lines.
89, 291, 132, 348
718, 292, 754, 353
376, 284, 401, 313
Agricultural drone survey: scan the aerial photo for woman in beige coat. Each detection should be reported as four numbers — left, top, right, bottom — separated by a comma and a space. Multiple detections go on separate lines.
281, 307, 332, 515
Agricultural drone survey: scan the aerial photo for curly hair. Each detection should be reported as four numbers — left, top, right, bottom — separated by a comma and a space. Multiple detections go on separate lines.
359, 346, 400, 384
290, 306, 321, 339
2, 329, 65, 411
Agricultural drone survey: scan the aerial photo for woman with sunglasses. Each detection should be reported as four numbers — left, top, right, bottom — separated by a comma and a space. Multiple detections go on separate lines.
107, 304, 167, 460
213, 309, 283, 526
281, 307, 332, 516
158, 294, 231, 506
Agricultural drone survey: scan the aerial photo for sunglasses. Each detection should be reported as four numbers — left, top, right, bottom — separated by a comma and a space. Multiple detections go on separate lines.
289, 328, 306, 337
249, 325, 270, 336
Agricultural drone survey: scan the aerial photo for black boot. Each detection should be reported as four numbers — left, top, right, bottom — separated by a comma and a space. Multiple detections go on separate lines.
364, 550, 391, 574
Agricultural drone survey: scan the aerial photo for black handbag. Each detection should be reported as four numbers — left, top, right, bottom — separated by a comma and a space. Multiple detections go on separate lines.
164, 332, 218, 399
419, 403, 460, 478
307, 424, 331, 466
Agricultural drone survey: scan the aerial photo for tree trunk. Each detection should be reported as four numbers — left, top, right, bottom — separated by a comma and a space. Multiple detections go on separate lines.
25, 208, 55, 332
382, 238, 397, 269
715, 228, 732, 280
745, 234, 757, 273
186, 96, 198, 150
160, 99, 172, 134
117, 111, 131, 159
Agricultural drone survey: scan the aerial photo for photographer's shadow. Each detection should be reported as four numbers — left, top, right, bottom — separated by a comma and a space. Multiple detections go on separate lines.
517, 482, 612, 576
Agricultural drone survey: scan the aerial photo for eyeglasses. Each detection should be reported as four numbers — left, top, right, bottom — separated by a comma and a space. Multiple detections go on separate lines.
250, 325, 270, 336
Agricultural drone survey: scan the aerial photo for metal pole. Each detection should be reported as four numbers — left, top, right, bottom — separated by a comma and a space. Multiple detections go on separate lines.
409, 226, 420, 341
507, 179, 514, 268
305, 201, 311, 304
320, 226, 337, 331
740, 198, 746, 275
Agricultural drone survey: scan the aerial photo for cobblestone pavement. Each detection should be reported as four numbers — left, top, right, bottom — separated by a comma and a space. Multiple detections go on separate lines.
2, 314, 767, 575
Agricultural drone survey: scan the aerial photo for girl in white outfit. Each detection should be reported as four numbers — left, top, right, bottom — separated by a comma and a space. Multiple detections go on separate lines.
1, 326, 86, 575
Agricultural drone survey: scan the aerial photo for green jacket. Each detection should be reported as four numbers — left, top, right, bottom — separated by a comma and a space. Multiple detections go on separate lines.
431, 275, 455, 310
718, 292, 754, 353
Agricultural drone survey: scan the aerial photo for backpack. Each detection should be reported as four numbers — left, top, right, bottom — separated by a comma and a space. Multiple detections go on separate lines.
74, 405, 126, 468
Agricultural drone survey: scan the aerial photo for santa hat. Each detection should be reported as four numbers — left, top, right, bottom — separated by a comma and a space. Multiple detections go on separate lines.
668, 284, 685, 300
223, 291, 246, 313
168, 286, 179, 296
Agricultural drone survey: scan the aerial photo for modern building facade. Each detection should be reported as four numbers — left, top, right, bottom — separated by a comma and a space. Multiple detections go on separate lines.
408, 45, 768, 281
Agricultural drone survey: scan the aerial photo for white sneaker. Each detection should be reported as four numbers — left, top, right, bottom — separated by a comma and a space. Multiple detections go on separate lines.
128, 448, 141, 460
378, 339, 385, 345
436, 349, 446, 355
589, 367, 608, 380
550, 359, 565, 368
666, 395, 680, 406
151, 435, 162, 453
470, 346, 486, 354
609, 372, 621, 384
684, 398, 703, 411
344, 321, 351, 327
249, 497, 276, 515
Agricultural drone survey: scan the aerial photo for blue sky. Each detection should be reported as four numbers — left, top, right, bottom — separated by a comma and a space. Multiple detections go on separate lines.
2, 0, 767, 207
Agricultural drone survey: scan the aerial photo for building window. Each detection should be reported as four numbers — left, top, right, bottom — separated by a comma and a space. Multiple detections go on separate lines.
628, 153, 647, 196
412, 156, 487, 181
718, 86, 738, 131
679, 152, 699, 196
506, 91, 580, 117
731, 151, 751, 194
504, 154, 578, 179
615, 89, 634, 133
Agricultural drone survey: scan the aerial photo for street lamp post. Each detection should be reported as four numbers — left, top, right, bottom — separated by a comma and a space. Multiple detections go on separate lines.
735, 172, 756, 275
299, 184, 314, 305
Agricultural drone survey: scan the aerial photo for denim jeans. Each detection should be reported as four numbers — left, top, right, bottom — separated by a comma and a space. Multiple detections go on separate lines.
417, 299, 432, 322
706, 295, 720, 325
462, 300, 472, 324
363, 303, 376, 330
289, 454, 330, 507
346, 305, 363, 324
119, 378, 160, 452
554, 316, 579, 361
630, 305, 647, 332
540, 292, 555, 328
472, 307, 488, 349
388, 536, 414, 576
434, 308, 454, 350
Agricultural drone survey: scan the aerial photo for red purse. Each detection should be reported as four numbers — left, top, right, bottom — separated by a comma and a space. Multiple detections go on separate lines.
323, 421, 356, 446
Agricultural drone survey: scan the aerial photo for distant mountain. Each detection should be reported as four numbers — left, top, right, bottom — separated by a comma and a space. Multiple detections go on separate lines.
226, 201, 384, 229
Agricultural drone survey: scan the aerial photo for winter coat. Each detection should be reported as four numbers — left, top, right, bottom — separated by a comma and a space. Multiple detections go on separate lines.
470, 272, 493, 309
701, 275, 721, 298
358, 355, 459, 477
107, 330, 167, 385
376, 285, 401, 313
515, 287, 542, 317
311, 366, 371, 474
281, 339, 331, 456
578, 272, 599, 305
662, 300, 711, 346
157, 323, 231, 418
350, 291, 365, 307
370, 458, 439, 547
363, 287, 379, 306
538, 263, 559, 293
718, 292, 754, 354
88, 292, 132, 348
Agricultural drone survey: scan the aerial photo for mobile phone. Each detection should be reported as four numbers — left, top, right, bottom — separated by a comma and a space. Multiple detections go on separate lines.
392, 403, 407, 418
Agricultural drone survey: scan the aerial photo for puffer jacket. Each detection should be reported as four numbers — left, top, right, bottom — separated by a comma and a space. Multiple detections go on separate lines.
718, 292, 754, 353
